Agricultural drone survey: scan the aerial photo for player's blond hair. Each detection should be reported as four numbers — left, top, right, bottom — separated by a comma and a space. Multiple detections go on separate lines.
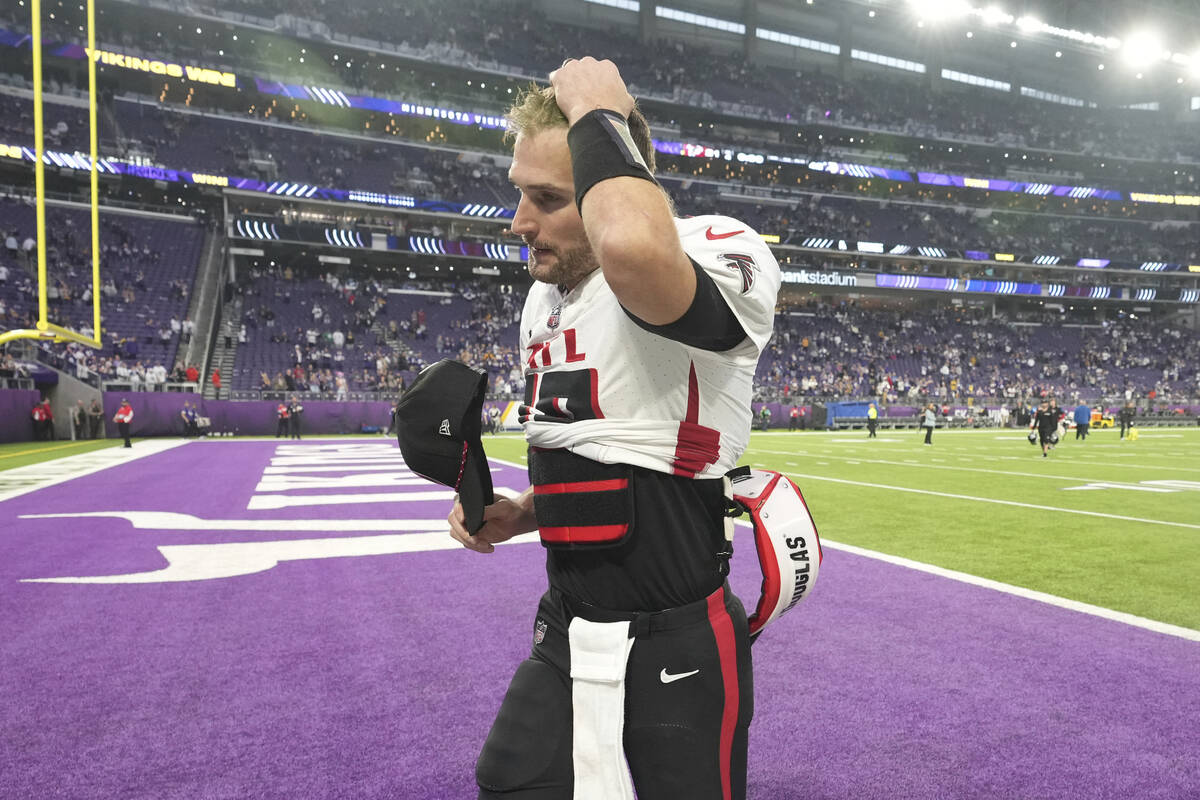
504, 83, 656, 174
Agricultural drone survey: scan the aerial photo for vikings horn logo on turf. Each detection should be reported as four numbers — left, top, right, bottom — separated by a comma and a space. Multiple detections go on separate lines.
720, 253, 758, 294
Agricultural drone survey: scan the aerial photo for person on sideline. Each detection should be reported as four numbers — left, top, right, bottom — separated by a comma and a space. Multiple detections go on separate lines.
113, 398, 134, 447
1031, 399, 1058, 457
922, 402, 936, 445
1073, 403, 1091, 440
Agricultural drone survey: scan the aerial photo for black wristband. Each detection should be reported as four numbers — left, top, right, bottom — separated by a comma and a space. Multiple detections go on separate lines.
566, 109, 656, 211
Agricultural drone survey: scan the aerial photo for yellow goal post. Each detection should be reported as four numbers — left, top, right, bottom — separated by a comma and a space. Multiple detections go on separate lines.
0, 0, 103, 350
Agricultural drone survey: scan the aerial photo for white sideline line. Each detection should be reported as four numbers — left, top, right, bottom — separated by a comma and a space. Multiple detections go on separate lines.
823, 540, 1200, 643
487, 456, 1200, 639
750, 446, 1200, 483
0, 440, 190, 503
782, 470, 1199, 530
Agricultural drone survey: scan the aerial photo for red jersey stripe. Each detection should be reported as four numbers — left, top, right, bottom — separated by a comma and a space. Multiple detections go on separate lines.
533, 479, 629, 495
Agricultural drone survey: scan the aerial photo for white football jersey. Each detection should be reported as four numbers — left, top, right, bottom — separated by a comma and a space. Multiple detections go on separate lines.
519, 214, 779, 478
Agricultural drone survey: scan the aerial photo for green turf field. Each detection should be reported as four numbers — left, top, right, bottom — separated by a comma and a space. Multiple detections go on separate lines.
0, 439, 126, 471
480, 427, 1200, 632
4, 428, 1197, 630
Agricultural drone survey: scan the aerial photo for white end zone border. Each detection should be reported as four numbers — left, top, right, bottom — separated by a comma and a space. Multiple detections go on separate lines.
0, 438, 190, 504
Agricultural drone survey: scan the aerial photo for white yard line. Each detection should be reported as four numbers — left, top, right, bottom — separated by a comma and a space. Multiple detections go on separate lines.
0, 439, 190, 504
780, 470, 1200, 530
750, 446, 1200, 480
824, 540, 1200, 643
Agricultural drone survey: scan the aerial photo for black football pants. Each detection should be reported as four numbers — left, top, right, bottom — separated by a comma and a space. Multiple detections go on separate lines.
476, 583, 753, 800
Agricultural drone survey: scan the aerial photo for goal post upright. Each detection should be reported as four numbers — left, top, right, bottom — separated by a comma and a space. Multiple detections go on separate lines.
2, 0, 105, 351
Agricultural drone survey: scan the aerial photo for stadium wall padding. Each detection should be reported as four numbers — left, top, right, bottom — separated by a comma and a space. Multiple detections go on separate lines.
100, 393, 394, 437
0, 389, 44, 443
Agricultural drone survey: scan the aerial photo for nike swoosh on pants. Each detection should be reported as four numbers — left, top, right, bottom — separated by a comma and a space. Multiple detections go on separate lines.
659, 668, 700, 684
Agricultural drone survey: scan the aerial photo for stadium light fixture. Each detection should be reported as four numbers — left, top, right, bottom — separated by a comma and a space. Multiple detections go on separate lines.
1121, 30, 1165, 68
909, 0, 970, 23
980, 5, 1014, 26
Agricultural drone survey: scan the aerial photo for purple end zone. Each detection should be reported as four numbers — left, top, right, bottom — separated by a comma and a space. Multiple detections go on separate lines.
1, 440, 1197, 799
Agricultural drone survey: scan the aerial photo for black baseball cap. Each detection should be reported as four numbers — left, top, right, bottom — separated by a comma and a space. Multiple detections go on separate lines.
396, 359, 494, 533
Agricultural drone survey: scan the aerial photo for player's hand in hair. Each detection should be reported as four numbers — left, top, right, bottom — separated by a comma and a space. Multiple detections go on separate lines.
548, 56, 635, 125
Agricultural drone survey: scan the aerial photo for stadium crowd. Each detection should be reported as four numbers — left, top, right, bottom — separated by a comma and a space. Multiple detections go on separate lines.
173, 0, 1200, 166
760, 301, 1199, 404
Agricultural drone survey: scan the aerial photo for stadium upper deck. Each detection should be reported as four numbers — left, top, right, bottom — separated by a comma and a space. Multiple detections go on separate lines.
2, 0, 1198, 182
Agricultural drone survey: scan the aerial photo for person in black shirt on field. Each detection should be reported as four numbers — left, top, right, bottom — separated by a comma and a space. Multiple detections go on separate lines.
287, 395, 303, 439
1031, 400, 1058, 458
1119, 403, 1136, 439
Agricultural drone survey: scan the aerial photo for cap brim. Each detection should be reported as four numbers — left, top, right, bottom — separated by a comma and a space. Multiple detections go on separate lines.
457, 442, 495, 534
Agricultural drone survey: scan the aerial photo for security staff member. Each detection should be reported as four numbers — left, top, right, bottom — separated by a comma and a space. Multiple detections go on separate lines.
867, 402, 879, 438
112, 398, 134, 448
275, 401, 290, 438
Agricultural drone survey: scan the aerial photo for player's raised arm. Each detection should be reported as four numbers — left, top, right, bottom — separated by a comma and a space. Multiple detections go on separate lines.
549, 57, 695, 326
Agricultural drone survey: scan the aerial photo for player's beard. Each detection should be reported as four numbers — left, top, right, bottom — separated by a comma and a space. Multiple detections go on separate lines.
526, 239, 599, 289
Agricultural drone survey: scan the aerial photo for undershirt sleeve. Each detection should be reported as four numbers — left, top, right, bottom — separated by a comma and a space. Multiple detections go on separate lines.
621, 259, 747, 352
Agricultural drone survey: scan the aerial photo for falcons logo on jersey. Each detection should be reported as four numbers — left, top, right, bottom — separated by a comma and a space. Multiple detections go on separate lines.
720, 253, 758, 294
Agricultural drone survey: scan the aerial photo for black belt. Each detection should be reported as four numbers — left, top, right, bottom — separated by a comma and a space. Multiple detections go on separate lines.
554, 582, 731, 638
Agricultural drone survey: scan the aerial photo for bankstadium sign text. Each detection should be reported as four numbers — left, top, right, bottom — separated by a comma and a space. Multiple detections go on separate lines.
781, 270, 858, 287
